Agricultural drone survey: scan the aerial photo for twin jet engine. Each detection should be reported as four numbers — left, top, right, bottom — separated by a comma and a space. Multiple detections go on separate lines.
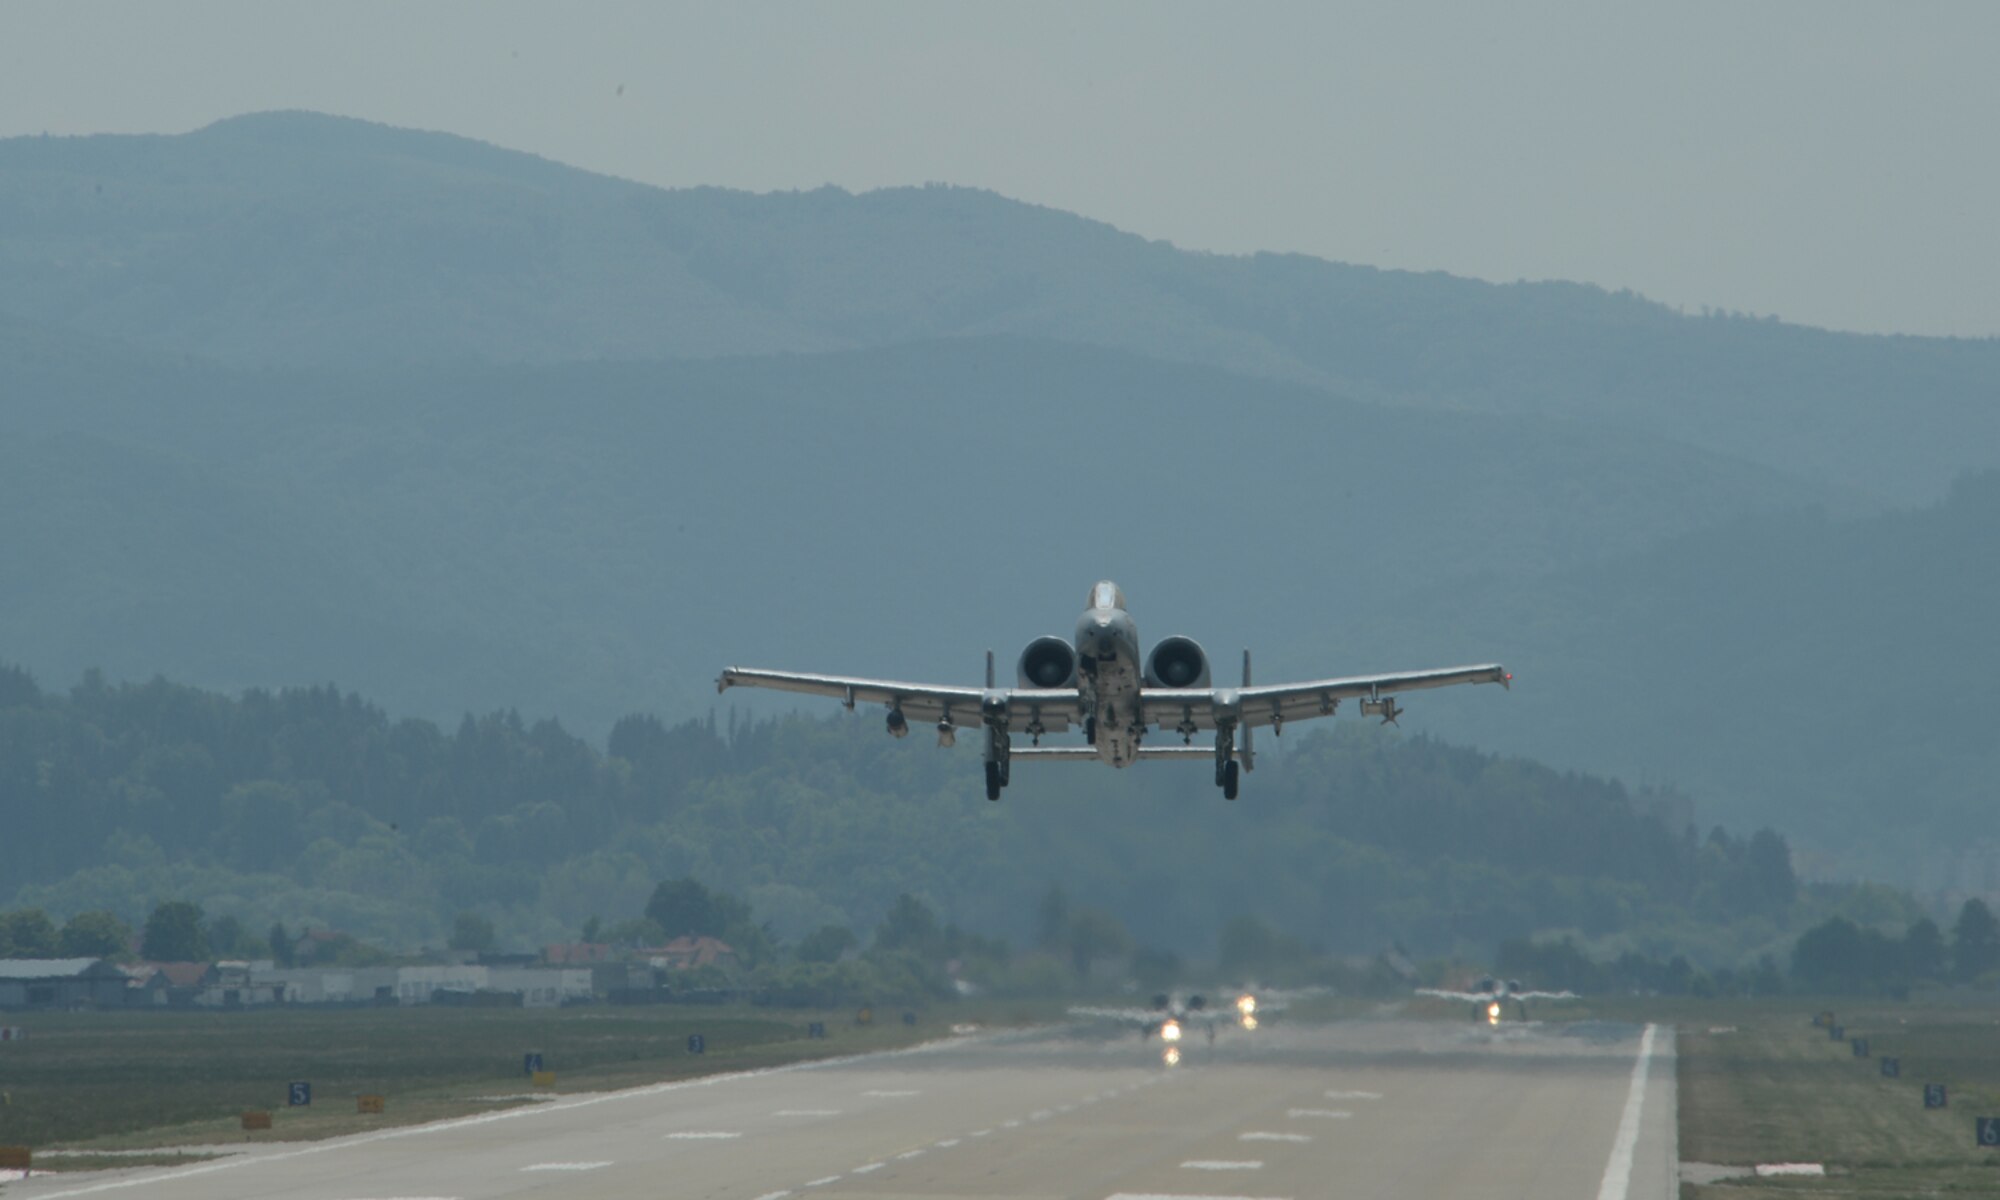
1017, 634, 1209, 690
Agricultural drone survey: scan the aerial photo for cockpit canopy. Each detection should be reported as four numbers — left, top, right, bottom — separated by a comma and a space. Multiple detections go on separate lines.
1088, 580, 1127, 612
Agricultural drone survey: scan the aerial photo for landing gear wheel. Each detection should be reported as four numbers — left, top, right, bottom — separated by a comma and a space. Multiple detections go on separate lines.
984, 760, 1003, 801
1221, 759, 1240, 800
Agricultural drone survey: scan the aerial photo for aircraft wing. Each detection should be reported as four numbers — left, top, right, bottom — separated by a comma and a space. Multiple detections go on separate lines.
1415, 989, 1490, 1003
1416, 988, 1578, 1002
718, 667, 1081, 733
1067, 1005, 1161, 1025
1142, 664, 1509, 732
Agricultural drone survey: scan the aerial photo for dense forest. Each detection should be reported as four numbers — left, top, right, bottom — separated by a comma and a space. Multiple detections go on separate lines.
0, 664, 1912, 972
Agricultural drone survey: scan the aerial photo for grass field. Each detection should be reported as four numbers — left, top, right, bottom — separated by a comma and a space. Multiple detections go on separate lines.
1668, 999, 2000, 1197
0, 1001, 1021, 1156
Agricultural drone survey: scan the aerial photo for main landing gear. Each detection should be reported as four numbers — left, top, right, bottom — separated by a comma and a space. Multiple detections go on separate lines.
983, 718, 1011, 801
1214, 720, 1241, 800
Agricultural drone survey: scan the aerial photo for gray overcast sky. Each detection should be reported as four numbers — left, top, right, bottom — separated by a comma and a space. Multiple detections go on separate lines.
6, 1, 1995, 337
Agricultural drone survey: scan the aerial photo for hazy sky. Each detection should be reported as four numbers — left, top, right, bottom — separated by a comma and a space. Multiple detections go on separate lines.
7, 1, 1995, 337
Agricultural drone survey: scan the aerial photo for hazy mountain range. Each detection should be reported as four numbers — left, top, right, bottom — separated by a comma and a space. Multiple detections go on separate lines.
4, 110, 1997, 886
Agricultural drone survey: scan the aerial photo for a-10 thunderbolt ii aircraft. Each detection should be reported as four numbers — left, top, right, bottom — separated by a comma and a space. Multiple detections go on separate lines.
1072, 990, 1278, 1041
718, 580, 1507, 800
1417, 977, 1579, 1024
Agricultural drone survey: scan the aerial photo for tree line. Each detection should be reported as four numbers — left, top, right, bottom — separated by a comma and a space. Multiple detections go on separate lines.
0, 662, 1887, 969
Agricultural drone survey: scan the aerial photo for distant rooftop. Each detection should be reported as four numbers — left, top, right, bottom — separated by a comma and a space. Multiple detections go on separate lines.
0, 958, 117, 979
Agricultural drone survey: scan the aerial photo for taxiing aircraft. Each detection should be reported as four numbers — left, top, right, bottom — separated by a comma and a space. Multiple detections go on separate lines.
1071, 990, 1276, 1043
1417, 977, 1578, 1024
718, 581, 1508, 800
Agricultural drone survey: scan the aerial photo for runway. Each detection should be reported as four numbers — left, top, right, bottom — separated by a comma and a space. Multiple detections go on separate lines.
8, 1017, 1676, 1200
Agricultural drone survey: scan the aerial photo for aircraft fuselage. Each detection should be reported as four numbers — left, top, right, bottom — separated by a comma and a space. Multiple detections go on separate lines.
1074, 582, 1144, 767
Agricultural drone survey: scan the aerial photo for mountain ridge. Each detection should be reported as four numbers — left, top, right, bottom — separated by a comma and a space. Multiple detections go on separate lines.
5, 111, 1997, 500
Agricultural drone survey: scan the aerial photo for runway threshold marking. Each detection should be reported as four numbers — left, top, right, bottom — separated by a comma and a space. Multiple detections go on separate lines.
1594, 1023, 1659, 1200
1181, 1160, 1265, 1170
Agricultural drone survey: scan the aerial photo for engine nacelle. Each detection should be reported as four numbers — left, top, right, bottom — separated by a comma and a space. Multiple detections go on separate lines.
1144, 636, 1211, 689
1017, 636, 1078, 689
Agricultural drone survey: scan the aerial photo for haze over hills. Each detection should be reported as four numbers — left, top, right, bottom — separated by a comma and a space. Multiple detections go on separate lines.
5, 112, 1999, 502
1, 337, 1853, 731
2, 111, 1997, 890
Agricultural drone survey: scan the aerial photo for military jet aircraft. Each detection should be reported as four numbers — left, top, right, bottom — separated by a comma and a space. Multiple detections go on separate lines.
1070, 990, 1277, 1041
1417, 977, 1579, 1023
718, 580, 1507, 800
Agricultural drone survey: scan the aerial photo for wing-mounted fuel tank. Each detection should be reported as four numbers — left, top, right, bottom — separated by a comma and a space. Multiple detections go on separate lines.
1144, 636, 1211, 689
1017, 636, 1078, 688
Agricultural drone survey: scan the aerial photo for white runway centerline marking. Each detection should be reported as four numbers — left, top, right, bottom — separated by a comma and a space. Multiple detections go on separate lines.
752, 1192, 792, 1200
862, 1089, 920, 1097
774, 1108, 841, 1116
851, 1163, 885, 1174
1594, 1023, 1659, 1200
1324, 1089, 1382, 1099
1240, 1131, 1311, 1142
970, 1128, 993, 1137
934, 1137, 961, 1148
803, 1175, 843, 1187
665, 1130, 742, 1139
520, 1161, 610, 1171
1287, 1108, 1350, 1118
895, 1150, 924, 1160
1182, 1160, 1265, 1170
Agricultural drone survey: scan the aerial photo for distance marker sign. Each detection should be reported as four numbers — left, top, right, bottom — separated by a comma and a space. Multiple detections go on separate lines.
1926, 1084, 1948, 1109
1979, 1117, 2000, 1147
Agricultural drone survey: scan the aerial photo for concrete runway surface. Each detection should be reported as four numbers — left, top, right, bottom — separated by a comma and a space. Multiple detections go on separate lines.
6, 1017, 1675, 1200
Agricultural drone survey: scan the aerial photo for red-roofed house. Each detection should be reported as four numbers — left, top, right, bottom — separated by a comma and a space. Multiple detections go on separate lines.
650, 936, 738, 972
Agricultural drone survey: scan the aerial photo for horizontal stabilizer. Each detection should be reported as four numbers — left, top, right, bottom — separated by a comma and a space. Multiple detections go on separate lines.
1012, 746, 1216, 762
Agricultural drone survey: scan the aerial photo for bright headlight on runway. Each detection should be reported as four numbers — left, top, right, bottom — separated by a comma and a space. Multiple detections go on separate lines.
1161, 1019, 1182, 1042
1241, 1014, 1259, 1031
1163, 1045, 1181, 1066
1487, 1001, 1502, 1024
1237, 994, 1256, 1015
